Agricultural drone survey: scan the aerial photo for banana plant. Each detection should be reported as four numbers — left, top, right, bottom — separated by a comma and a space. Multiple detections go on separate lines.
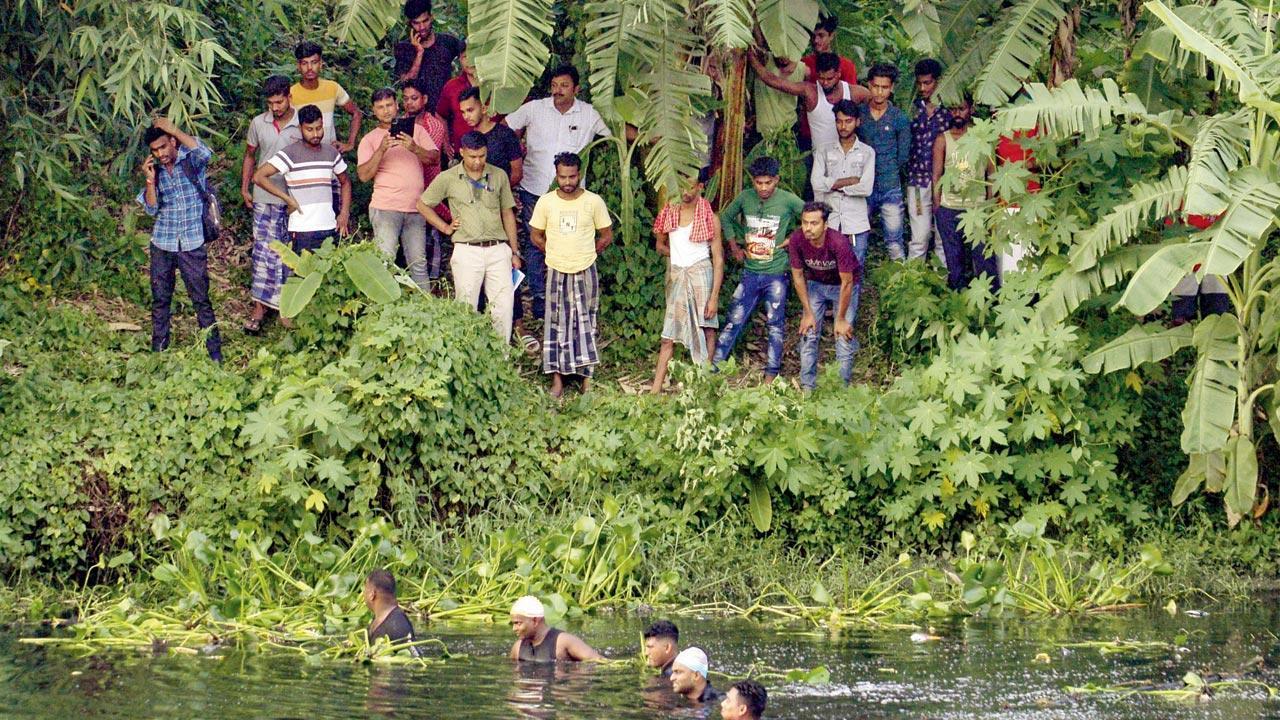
1002, 1, 1279, 525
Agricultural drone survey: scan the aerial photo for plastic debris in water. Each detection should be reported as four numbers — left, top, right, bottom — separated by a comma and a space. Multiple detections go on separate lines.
1184, 610, 1209, 618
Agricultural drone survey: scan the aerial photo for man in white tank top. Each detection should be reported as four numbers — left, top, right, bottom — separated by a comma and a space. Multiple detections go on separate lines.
749, 50, 870, 149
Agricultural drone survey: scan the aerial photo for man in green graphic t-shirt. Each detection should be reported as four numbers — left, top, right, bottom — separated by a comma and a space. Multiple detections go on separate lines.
712, 156, 805, 381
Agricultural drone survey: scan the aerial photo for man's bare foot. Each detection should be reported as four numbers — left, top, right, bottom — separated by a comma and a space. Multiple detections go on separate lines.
580, 377, 591, 394
549, 374, 564, 398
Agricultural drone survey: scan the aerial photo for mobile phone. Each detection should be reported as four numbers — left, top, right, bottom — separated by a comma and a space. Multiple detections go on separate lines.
390, 117, 415, 138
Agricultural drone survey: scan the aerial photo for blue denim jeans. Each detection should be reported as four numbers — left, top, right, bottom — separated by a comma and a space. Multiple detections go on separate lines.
516, 188, 546, 320
868, 186, 905, 260
847, 230, 869, 324
799, 280, 858, 390
713, 271, 788, 376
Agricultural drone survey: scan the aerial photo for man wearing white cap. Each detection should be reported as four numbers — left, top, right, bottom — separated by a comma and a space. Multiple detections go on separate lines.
508, 595, 602, 662
671, 646, 723, 705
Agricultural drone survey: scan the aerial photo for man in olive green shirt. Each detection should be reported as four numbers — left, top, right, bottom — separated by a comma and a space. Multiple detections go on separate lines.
418, 131, 521, 341
712, 156, 805, 381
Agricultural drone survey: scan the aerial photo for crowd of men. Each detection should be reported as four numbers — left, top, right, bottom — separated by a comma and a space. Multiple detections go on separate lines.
139, 0, 1038, 390
363, 572, 770, 718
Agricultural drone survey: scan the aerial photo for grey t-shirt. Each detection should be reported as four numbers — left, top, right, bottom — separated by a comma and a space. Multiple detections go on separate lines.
246, 110, 302, 205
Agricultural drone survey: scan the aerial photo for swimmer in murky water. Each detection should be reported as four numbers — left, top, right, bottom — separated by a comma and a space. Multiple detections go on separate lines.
720, 679, 768, 719
642, 620, 680, 677
363, 569, 422, 657
508, 595, 603, 662
671, 647, 723, 705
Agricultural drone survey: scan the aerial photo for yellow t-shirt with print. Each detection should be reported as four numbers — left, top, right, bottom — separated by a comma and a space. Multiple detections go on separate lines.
530, 190, 612, 274
290, 79, 351, 145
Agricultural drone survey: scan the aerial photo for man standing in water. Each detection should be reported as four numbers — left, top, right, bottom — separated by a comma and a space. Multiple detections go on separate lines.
642, 620, 681, 677
509, 595, 602, 662
720, 680, 768, 719
364, 569, 422, 657
671, 647, 722, 705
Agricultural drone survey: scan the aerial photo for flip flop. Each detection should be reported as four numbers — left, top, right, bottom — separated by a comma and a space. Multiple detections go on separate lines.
520, 334, 540, 355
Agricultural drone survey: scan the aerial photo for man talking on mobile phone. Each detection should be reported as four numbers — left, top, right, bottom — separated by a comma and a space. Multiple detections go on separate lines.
137, 116, 223, 362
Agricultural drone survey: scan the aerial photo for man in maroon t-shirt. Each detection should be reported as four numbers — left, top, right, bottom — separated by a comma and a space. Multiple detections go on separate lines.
437, 47, 487, 151
788, 201, 861, 390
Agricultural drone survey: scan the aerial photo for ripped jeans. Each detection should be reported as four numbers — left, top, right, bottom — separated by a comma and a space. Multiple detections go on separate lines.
712, 271, 789, 376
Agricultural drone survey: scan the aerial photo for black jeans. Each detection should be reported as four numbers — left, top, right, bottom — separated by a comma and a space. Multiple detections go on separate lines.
935, 206, 1000, 293
150, 244, 222, 361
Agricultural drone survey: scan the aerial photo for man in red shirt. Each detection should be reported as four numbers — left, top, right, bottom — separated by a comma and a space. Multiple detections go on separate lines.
802, 14, 858, 84
993, 125, 1042, 277
437, 46, 483, 151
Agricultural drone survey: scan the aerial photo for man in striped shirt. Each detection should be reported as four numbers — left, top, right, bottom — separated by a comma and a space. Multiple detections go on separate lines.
253, 104, 352, 257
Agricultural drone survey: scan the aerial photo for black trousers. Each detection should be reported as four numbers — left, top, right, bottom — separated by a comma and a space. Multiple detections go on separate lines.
150, 244, 222, 361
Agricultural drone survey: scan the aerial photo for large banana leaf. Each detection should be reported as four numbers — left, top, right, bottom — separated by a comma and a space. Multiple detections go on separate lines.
1118, 241, 1209, 315
1142, 0, 1266, 103
972, 0, 1066, 107
935, 32, 997, 106
901, 0, 944, 54
584, 1, 645, 123
344, 249, 401, 304
1081, 322, 1194, 374
1069, 165, 1188, 271
1035, 245, 1159, 327
1001, 79, 1149, 141
468, 0, 555, 114
637, 4, 712, 195
1172, 451, 1225, 505
1180, 314, 1240, 454
757, 0, 819, 62
700, 0, 755, 50
1198, 167, 1280, 277
1224, 435, 1258, 526
1182, 109, 1249, 216
329, 0, 400, 48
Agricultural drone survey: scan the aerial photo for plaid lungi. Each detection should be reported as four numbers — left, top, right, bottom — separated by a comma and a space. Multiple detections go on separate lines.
543, 265, 600, 377
250, 203, 290, 309
660, 258, 719, 364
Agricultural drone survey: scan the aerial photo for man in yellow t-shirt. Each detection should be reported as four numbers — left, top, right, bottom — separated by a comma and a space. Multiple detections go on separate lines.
529, 152, 613, 398
292, 41, 363, 152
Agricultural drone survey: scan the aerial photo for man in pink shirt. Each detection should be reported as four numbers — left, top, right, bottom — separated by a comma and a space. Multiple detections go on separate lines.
357, 87, 438, 288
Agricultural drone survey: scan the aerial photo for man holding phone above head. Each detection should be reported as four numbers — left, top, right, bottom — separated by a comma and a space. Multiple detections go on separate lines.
357, 88, 438, 289
253, 104, 352, 259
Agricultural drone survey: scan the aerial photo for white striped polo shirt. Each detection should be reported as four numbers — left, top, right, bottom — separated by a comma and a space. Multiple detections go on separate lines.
268, 140, 349, 232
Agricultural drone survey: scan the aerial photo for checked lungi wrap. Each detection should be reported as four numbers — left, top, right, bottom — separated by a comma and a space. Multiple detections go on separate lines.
250, 203, 290, 309
542, 265, 600, 377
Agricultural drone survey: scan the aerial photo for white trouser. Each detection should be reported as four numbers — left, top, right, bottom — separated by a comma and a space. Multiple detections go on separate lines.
452, 242, 515, 342
907, 185, 946, 267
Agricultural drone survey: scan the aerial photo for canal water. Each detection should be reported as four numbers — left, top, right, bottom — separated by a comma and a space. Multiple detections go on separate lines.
2, 604, 1278, 718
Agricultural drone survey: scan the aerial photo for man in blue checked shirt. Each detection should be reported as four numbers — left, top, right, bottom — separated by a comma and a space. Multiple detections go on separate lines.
137, 116, 222, 361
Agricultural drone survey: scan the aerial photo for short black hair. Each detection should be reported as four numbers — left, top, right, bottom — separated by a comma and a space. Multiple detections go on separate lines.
372, 87, 398, 104
294, 41, 323, 62
402, 77, 432, 102
697, 165, 713, 186
553, 152, 581, 171
403, 0, 432, 19
643, 620, 679, 641
802, 201, 831, 221
815, 13, 839, 34
298, 104, 323, 125
915, 58, 943, 80
814, 52, 840, 74
459, 131, 487, 150
262, 74, 291, 99
458, 86, 482, 104
867, 63, 899, 85
550, 64, 580, 86
832, 99, 859, 119
730, 680, 768, 719
366, 569, 396, 596
747, 156, 780, 178
143, 126, 170, 147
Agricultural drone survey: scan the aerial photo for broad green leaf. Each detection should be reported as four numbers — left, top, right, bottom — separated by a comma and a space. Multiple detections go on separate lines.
1180, 353, 1237, 454
972, 0, 1065, 107
269, 240, 303, 272
1118, 242, 1209, 315
344, 249, 401, 304
1224, 435, 1258, 526
329, 0, 400, 47
279, 271, 323, 319
1198, 167, 1280, 277
811, 580, 832, 605
1069, 165, 1188, 271
1081, 323, 1194, 374
757, 0, 819, 62
901, 0, 943, 53
701, 0, 755, 50
1181, 110, 1249, 216
469, 0, 555, 114
747, 478, 773, 533
1142, 0, 1265, 102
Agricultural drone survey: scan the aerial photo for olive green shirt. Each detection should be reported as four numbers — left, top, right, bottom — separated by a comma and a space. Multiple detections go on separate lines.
420, 163, 516, 244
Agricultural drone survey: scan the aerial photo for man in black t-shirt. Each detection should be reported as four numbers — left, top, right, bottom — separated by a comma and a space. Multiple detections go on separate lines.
364, 569, 422, 657
458, 87, 522, 182
394, 0, 464, 109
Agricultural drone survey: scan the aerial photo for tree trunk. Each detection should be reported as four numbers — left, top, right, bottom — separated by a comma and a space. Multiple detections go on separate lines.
1049, 4, 1082, 87
715, 50, 748, 209
1119, 0, 1140, 59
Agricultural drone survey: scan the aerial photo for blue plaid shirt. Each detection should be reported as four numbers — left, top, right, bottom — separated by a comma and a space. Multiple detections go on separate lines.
136, 141, 213, 252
